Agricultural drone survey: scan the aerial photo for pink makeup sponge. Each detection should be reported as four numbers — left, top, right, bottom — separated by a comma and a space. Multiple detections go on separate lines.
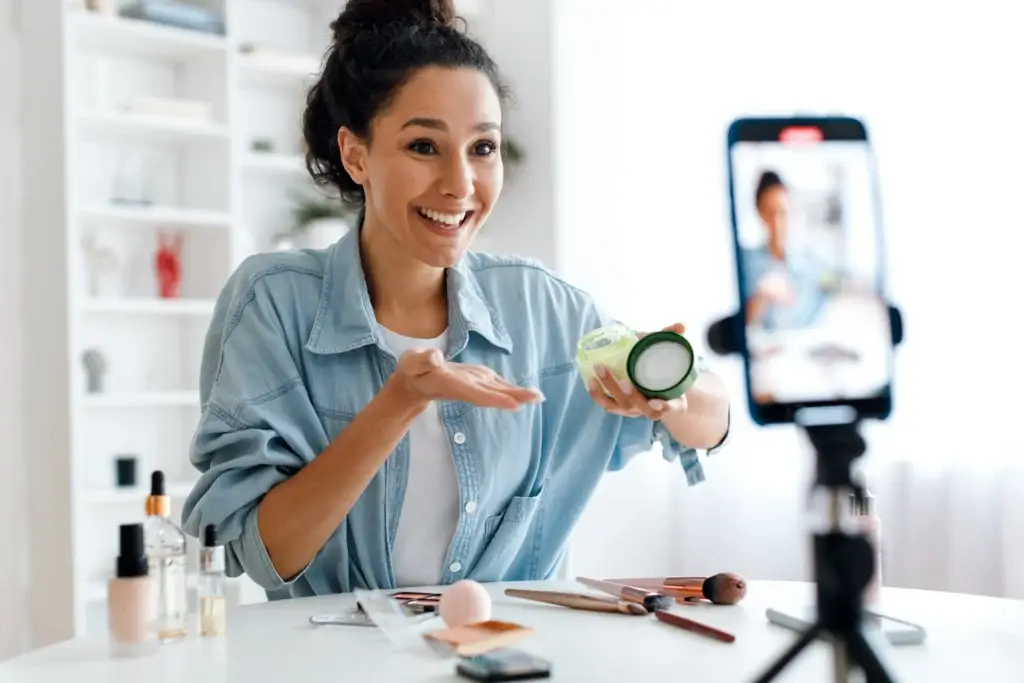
439, 580, 492, 628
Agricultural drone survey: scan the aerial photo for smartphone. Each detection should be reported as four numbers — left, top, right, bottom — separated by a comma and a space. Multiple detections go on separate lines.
725, 116, 894, 426
455, 648, 552, 681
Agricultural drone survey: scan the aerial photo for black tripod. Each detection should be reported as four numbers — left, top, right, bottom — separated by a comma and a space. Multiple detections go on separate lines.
705, 306, 905, 682
751, 421, 898, 683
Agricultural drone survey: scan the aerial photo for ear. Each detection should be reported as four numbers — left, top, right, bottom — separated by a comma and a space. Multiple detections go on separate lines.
337, 127, 368, 186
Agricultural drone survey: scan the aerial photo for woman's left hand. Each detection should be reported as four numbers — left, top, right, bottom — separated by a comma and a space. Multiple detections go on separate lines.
587, 322, 689, 420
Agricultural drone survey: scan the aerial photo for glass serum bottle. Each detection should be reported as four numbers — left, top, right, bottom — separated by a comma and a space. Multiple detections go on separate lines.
198, 523, 227, 637
143, 470, 189, 641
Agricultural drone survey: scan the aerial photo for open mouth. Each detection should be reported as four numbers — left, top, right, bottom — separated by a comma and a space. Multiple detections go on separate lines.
416, 207, 474, 231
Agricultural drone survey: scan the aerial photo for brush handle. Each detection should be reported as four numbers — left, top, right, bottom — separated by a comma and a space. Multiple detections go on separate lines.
504, 589, 645, 615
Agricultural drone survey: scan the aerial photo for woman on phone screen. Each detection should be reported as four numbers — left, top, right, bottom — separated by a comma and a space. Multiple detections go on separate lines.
181, 0, 731, 599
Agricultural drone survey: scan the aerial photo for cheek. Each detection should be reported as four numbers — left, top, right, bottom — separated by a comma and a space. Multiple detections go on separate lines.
477, 162, 503, 210
370, 158, 431, 216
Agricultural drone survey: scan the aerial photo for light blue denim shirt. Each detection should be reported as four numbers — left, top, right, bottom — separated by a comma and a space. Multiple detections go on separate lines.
181, 229, 726, 600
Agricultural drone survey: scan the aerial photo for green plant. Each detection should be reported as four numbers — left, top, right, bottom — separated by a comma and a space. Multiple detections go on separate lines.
501, 136, 525, 167
288, 189, 355, 233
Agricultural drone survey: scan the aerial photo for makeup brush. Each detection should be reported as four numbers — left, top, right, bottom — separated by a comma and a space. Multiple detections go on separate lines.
662, 573, 747, 605
575, 577, 674, 612
505, 588, 648, 615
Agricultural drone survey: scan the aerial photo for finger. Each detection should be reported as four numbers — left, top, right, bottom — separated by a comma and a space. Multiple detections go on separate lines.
457, 385, 524, 410
589, 380, 642, 418
598, 370, 656, 418
485, 379, 544, 403
647, 395, 688, 418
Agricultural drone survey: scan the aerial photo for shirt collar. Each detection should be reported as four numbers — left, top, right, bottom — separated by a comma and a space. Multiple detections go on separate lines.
305, 228, 513, 357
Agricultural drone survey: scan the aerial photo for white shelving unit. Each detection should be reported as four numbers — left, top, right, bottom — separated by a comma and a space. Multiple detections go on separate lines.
20, 0, 492, 645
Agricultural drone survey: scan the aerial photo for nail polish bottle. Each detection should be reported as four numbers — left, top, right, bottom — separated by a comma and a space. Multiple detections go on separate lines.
198, 523, 227, 637
108, 523, 157, 658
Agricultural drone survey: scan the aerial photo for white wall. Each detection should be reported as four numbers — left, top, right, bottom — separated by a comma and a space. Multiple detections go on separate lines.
552, 0, 1023, 586
0, 0, 28, 661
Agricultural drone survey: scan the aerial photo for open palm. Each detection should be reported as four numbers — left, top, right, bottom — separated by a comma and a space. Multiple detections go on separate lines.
395, 349, 543, 410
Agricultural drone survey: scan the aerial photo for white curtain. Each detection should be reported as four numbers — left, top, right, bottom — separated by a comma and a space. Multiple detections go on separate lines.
559, 0, 1024, 599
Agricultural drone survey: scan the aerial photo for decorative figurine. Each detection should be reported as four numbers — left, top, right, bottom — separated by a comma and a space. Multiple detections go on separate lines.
82, 234, 121, 297
82, 348, 107, 394
155, 232, 183, 299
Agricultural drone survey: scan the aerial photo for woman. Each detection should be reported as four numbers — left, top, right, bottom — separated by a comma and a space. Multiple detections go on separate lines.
182, 0, 730, 599
743, 170, 828, 330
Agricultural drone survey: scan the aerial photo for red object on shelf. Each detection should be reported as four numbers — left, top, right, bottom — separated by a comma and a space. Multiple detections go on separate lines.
155, 232, 183, 299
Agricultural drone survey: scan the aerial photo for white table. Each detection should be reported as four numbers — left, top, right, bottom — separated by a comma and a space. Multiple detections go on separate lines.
2, 580, 1020, 682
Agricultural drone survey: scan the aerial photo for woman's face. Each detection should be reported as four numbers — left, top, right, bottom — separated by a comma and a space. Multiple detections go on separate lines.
340, 65, 504, 268
756, 185, 789, 246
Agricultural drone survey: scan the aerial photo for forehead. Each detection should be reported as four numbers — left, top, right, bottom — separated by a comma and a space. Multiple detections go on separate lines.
378, 66, 502, 132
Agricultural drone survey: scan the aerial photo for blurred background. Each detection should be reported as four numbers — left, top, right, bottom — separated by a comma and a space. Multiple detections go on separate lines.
1, 0, 1021, 661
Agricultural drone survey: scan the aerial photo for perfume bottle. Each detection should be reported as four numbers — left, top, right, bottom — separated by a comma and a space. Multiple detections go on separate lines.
198, 523, 227, 637
144, 470, 189, 641
107, 523, 157, 658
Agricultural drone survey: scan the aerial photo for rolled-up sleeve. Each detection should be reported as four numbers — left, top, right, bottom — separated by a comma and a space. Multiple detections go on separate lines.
182, 264, 327, 591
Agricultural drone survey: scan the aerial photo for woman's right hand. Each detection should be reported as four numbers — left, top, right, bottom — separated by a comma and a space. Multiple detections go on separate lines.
388, 349, 544, 411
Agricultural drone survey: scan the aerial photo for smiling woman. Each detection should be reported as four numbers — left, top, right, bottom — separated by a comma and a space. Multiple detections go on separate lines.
179, 0, 730, 601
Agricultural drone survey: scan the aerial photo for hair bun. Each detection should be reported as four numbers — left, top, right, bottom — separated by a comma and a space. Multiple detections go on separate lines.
334, 0, 457, 39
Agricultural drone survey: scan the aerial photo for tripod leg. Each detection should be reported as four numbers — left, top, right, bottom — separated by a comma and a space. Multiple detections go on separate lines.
752, 622, 822, 683
844, 626, 899, 683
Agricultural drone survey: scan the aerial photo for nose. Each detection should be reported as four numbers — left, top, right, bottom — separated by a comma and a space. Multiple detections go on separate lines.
439, 153, 473, 199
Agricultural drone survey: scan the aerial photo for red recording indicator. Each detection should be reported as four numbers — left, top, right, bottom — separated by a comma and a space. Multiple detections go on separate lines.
779, 126, 823, 144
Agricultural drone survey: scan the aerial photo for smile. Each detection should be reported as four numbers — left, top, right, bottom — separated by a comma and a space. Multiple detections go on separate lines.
416, 207, 473, 229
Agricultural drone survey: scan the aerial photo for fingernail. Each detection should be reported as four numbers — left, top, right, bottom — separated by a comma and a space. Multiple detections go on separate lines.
648, 399, 665, 411
618, 379, 633, 395
595, 365, 607, 378
529, 391, 546, 403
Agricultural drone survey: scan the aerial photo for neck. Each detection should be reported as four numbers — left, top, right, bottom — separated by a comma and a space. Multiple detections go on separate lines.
359, 215, 448, 336
768, 238, 785, 261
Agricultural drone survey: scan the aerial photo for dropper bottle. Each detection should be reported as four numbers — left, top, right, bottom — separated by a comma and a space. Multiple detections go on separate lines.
143, 470, 189, 641
198, 523, 227, 637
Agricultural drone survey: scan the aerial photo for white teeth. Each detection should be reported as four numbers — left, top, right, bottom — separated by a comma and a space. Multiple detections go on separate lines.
418, 207, 467, 226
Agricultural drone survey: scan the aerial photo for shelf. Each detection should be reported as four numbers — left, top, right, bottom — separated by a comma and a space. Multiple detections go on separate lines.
237, 52, 321, 86
80, 204, 232, 231
81, 391, 200, 408
71, 11, 227, 61
242, 152, 306, 175
78, 111, 230, 144
80, 297, 216, 316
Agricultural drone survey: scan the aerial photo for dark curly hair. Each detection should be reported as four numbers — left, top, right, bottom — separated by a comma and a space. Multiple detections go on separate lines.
302, 0, 510, 212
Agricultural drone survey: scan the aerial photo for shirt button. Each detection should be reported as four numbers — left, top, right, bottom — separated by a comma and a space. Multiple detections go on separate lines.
453, 432, 466, 445
449, 561, 462, 573
464, 501, 477, 514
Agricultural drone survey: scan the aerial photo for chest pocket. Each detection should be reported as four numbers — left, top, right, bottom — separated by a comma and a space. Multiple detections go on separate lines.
472, 485, 546, 582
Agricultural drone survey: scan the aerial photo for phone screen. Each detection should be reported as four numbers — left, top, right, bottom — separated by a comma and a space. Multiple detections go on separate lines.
726, 117, 893, 425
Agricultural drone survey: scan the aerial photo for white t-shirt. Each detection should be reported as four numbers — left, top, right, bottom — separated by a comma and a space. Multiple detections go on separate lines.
378, 326, 460, 587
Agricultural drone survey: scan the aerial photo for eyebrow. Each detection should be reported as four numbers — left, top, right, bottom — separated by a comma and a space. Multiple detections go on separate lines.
400, 117, 500, 133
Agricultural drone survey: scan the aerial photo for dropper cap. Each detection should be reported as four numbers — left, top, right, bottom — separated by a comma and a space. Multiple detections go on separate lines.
115, 523, 148, 578
150, 470, 165, 496
200, 523, 225, 573
145, 470, 171, 517
203, 523, 217, 548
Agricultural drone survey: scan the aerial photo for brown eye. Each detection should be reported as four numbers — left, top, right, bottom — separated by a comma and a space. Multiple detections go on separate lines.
474, 141, 497, 156
408, 140, 437, 155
